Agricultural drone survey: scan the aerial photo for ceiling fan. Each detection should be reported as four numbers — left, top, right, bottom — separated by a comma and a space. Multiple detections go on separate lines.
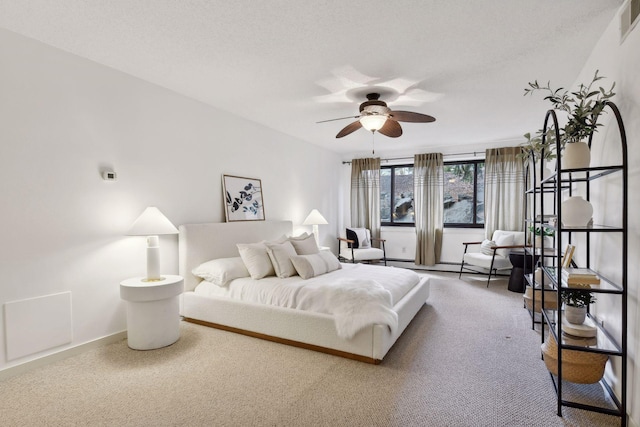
318, 93, 436, 138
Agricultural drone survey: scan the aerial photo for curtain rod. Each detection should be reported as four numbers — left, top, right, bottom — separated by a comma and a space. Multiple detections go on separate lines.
341, 151, 483, 165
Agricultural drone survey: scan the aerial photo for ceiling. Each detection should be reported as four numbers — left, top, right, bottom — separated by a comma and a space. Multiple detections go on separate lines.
0, 1, 623, 158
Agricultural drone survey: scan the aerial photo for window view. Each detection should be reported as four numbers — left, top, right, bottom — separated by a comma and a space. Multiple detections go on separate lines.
381, 160, 484, 227
443, 161, 484, 226
380, 166, 414, 224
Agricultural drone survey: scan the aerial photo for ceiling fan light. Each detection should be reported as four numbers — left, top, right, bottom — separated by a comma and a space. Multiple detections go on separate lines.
360, 115, 387, 131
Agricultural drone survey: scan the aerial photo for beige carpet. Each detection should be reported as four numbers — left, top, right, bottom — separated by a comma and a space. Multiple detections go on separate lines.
0, 273, 622, 426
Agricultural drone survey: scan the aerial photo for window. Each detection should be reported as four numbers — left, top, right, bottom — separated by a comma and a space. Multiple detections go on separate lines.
381, 160, 484, 227
443, 160, 484, 227
381, 165, 414, 225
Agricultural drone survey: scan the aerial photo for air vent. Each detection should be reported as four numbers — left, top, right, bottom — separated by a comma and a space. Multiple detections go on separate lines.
621, 0, 640, 43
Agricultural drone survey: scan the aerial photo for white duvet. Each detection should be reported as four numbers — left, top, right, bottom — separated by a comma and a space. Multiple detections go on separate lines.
194, 263, 421, 339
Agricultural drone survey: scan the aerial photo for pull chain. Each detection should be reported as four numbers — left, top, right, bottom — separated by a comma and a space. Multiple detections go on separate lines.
371, 131, 376, 154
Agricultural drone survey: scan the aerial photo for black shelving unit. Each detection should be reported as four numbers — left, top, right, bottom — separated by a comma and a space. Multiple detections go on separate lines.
531, 101, 628, 425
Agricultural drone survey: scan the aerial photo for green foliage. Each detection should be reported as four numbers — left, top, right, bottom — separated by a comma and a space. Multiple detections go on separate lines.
524, 70, 616, 147
518, 128, 557, 161
561, 289, 596, 308
528, 225, 554, 237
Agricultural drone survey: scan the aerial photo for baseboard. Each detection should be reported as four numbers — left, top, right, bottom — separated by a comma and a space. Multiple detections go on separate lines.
0, 331, 127, 381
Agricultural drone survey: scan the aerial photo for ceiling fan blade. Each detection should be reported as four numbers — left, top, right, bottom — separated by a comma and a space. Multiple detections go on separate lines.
378, 120, 402, 138
336, 120, 363, 138
389, 110, 436, 123
316, 115, 360, 124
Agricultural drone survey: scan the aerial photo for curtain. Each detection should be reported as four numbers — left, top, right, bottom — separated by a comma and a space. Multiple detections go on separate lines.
484, 147, 525, 239
350, 158, 381, 244
414, 153, 444, 266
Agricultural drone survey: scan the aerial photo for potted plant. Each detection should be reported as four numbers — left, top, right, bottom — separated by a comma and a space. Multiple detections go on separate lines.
524, 70, 615, 168
528, 225, 554, 248
560, 288, 596, 324
519, 128, 557, 161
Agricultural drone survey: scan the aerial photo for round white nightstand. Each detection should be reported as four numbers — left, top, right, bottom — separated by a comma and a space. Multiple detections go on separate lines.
120, 275, 183, 350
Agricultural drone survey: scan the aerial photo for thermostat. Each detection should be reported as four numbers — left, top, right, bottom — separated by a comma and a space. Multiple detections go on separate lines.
102, 171, 117, 181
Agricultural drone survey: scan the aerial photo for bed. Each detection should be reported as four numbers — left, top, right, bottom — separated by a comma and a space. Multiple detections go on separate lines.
178, 220, 430, 364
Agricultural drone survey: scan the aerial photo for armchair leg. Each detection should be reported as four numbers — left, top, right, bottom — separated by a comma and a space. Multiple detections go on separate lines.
381, 241, 387, 266
487, 255, 497, 287
459, 244, 469, 279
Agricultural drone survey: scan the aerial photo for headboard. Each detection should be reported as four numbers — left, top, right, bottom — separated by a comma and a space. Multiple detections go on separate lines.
179, 220, 293, 291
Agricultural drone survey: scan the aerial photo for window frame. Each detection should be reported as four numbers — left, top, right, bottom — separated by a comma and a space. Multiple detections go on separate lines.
380, 164, 415, 227
443, 159, 484, 229
380, 159, 485, 228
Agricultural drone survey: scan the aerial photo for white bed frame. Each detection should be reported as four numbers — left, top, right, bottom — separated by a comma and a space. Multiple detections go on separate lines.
178, 220, 430, 364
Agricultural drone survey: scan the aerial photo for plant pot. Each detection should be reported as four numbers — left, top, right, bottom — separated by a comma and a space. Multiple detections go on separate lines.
562, 141, 591, 169
534, 235, 553, 248
561, 196, 593, 227
541, 334, 608, 384
564, 305, 586, 324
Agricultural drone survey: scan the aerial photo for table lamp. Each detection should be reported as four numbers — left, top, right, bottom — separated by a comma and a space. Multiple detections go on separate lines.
127, 207, 179, 282
303, 209, 328, 247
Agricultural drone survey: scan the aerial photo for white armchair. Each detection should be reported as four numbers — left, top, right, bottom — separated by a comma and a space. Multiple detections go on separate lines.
458, 230, 526, 286
338, 228, 387, 266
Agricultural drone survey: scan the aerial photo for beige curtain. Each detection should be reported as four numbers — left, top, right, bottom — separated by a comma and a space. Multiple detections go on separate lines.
414, 153, 444, 266
350, 158, 381, 244
484, 147, 525, 239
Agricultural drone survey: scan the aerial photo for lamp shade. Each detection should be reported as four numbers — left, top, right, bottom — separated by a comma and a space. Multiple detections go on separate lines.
302, 209, 328, 226
359, 115, 387, 131
127, 207, 178, 236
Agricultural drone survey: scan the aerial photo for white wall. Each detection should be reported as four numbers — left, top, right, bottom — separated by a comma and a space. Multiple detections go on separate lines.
0, 29, 341, 370
573, 8, 640, 425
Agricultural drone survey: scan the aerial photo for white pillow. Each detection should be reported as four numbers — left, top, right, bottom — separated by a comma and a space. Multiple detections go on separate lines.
237, 242, 275, 279
346, 227, 371, 249
265, 241, 298, 278
191, 257, 250, 286
290, 251, 341, 280
494, 233, 515, 258
480, 239, 496, 256
289, 233, 319, 255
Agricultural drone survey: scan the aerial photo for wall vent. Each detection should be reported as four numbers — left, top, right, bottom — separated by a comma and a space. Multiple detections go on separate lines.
621, 0, 640, 43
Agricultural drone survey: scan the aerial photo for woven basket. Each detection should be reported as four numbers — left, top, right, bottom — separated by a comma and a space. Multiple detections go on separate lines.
524, 287, 557, 313
541, 334, 608, 384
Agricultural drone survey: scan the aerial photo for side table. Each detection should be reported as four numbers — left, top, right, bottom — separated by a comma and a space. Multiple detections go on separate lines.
507, 251, 538, 293
120, 275, 183, 350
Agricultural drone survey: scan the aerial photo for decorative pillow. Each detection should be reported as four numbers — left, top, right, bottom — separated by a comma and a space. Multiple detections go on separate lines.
480, 239, 496, 256
494, 233, 515, 258
237, 242, 275, 279
288, 233, 319, 255
290, 251, 341, 280
192, 257, 250, 286
345, 227, 371, 249
265, 241, 298, 278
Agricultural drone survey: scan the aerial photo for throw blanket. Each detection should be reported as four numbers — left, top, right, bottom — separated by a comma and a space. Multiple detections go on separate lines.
296, 278, 398, 339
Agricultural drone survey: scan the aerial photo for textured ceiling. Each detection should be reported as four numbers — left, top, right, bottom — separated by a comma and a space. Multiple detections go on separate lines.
0, 1, 623, 158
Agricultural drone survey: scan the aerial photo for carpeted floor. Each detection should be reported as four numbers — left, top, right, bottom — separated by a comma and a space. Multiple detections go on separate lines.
0, 273, 622, 426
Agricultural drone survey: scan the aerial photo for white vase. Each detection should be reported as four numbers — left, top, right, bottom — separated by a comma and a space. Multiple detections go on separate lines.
561, 196, 593, 227
562, 141, 591, 169
565, 305, 587, 325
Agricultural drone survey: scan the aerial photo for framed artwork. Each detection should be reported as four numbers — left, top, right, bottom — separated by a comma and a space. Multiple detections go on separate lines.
222, 175, 265, 222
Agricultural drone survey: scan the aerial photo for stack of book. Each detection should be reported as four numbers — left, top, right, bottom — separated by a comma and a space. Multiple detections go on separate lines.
562, 267, 601, 286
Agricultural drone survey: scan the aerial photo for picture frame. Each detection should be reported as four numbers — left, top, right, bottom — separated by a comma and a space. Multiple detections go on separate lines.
222, 175, 265, 222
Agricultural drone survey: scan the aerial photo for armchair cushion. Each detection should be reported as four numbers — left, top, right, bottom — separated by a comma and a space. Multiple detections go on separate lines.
463, 252, 513, 270
480, 239, 496, 255
346, 227, 371, 249
340, 247, 385, 262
